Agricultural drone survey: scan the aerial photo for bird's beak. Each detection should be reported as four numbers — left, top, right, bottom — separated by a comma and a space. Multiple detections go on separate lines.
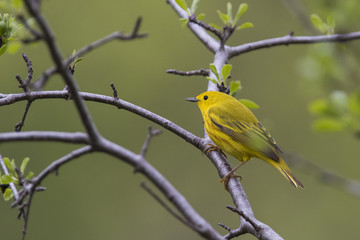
185, 97, 200, 102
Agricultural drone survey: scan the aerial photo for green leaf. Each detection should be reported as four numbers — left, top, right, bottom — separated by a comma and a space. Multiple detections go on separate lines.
179, 18, 189, 28
217, 10, 229, 25
26, 171, 34, 180
3, 158, 13, 173
327, 15, 335, 29
10, 159, 16, 171
234, 3, 248, 23
221, 64, 232, 81
229, 80, 241, 96
190, 0, 199, 13
1, 174, 13, 184
349, 92, 360, 115
313, 118, 343, 131
310, 14, 325, 33
309, 99, 334, 115
206, 77, 218, 85
0, 44, 8, 56
3, 188, 13, 201
20, 157, 30, 174
197, 13, 205, 21
7, 41, 21, 54
209, 64, 219, 80
238, 99, 259, 109
176, 0, 188, 11
237, 22, 254, 30
227, 2, 233, 24
209, 23, 221, 30
73, 57, 83, 65
11, 0, 23, 9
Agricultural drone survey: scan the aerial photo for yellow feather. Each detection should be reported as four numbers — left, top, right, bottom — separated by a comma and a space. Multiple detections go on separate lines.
188, 91, 304, 188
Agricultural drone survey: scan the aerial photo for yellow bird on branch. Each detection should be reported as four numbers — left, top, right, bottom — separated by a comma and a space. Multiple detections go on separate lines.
186, 91, 304, 189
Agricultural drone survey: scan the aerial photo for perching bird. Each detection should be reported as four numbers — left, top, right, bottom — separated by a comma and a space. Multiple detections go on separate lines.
186, 91, 304, 189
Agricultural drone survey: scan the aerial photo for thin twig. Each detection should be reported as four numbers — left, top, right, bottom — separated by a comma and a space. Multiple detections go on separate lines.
11, 146, 93, 209
32, 19, 148, 90
15, 101, 33, 132
140, 127, 162, 157
17, 14, 43, 44
20, 191, 34, 240
140, 182, 191, 227
188, 15, 223, 40
218, 222, 232, 232
110, 83, 118, 99
16, 52, 33, 93
226, 205, 262, 232
166, 68, 209, 76
0, 154, 19, 200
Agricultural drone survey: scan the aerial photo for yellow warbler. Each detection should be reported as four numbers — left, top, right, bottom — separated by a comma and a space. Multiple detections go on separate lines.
186, 91, 304, 188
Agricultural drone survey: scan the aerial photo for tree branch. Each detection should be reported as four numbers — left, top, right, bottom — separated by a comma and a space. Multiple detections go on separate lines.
31, 18, 148, 90
140, 182, 191, 227
140, 127, 162, 158
166, 68, 210, 76
25, 0, 103, 146
229, 31, 360, 58
14, 100, 32, 132
167, 0, 220, 53
0, 131, 89, 144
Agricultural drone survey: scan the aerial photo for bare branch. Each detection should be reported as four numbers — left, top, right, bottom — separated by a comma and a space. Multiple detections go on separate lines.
110, 83, 119, 100
16, 52, 33, 93
32, 20, 148, 90
226, 206, 262, 232
31, 146, 93, 192
229, 31, 360, 58
140, 182, 191, 227
0, 131, 89, 144
166, 68, 210, 76
140, 126, 162, 157
0, 91, 203, 147
14, 101, 33, 132
17, 14, 43, 43
24, 0, 102, 145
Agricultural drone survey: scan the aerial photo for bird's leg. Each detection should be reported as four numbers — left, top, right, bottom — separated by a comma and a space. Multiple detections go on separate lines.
203, 144, 227, 158
220, 161, 247, 191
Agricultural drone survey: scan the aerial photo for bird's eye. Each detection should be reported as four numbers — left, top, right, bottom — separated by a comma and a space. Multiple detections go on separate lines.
203, 95, 208, 100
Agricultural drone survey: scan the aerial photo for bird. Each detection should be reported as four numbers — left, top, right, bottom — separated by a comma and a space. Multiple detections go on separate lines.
186, 91, 304, 189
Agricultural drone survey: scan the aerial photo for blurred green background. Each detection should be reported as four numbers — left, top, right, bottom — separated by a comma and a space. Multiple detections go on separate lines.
1, 0, 360, 239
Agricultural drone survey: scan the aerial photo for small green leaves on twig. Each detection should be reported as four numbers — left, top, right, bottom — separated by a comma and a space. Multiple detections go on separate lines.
0, 157, 34, 201
309, 91, 360, 132
177, 0, 205, 27
212, 2, 253, 31
310, 14, 335, 35
0, 13, 23, 56
68, 49, 83, 74
206, 63, 259, 109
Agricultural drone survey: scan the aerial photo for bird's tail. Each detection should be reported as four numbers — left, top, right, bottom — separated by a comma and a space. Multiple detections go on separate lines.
269, 158, 304, 188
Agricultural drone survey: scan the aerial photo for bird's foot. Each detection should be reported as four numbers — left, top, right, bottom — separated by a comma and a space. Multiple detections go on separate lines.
203, 144, 227, 158
220, 172, 242, 191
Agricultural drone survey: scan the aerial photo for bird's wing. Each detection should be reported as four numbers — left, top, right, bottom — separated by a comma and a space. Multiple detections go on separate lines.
208, 106, 282, 162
